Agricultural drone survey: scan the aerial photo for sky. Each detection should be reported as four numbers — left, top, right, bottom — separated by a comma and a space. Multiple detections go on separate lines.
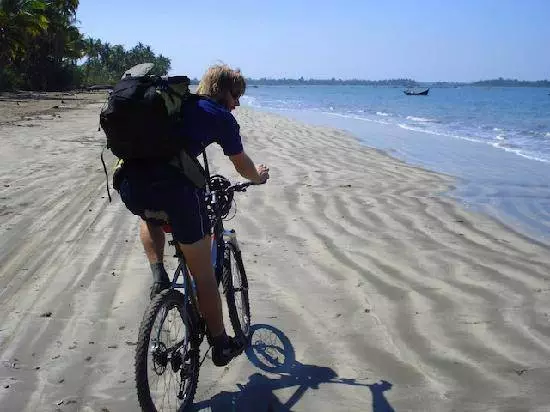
75, 0, 550, 82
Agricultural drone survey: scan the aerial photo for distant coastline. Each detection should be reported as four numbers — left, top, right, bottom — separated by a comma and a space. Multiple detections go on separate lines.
189, 77, 550, 88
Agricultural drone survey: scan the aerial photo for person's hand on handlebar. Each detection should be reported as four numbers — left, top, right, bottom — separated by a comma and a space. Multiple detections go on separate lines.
255, 164, 270, 184
228, 152, 269, 185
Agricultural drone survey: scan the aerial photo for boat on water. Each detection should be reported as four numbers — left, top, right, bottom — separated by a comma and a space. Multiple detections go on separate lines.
404, 88, 430, 96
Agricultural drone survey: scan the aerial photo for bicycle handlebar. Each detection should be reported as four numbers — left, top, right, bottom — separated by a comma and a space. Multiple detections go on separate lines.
229, 180, 265, 193
207, 176, 265, 220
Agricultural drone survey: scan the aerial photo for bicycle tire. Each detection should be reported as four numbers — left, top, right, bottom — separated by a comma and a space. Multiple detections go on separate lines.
223, 242, 251, 341
135, 289, 200, 412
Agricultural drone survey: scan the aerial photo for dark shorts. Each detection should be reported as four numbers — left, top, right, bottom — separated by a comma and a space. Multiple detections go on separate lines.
118, 164, 210, 244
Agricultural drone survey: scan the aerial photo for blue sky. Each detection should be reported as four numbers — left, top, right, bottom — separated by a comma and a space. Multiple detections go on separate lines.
76, 0, 549, 82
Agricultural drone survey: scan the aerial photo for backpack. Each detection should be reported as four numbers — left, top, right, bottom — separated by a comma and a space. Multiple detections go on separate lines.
99, 73, 190, 159
99, 64, 207, 201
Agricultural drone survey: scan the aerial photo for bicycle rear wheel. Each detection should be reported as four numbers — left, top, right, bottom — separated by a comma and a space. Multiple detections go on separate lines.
135, 289, 199, 412
223, 242, 251, 341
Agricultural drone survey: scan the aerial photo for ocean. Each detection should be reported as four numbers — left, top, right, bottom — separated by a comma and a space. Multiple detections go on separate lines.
241, 85, 550, 243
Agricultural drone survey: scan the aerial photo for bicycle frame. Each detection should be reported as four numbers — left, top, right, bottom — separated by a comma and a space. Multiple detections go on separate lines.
168, 181, 243, 290
167, 221, 240, 290
137, 175, 257, 411
158, 185, 243, 344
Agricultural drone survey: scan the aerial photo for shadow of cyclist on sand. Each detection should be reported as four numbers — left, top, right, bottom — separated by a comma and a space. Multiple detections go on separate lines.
192, 324, 395, 412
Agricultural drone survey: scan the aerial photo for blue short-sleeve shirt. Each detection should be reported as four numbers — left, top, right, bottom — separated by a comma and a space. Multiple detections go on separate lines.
119, 97, 242, 244
180, 97, 243, 157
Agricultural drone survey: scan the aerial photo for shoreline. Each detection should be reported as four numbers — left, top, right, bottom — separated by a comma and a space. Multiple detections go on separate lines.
245, 104, 550, 247
234, 106, 550, 251
1, 98, 549, 411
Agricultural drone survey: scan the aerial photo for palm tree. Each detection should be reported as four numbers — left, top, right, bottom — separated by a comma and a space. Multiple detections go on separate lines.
20, 0, 85, 89
81, 37, 102, 84
0, 0, 49, 64
84, 37, 102, 60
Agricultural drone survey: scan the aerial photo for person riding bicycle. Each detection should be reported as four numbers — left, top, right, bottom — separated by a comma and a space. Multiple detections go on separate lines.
118, 64, 269, 367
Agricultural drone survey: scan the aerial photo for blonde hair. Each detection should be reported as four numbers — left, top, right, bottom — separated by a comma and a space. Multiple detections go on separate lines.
196, 64, 246, 102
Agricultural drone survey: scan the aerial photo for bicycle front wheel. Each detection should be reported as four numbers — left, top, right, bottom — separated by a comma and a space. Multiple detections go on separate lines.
135, 289, 199, 412
223, 242, 251, 341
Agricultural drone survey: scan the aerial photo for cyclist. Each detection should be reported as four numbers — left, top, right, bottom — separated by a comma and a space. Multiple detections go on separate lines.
118, 64, 269, 366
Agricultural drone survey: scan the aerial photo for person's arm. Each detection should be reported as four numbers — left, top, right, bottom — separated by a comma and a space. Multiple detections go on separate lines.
229, 151, 269, 184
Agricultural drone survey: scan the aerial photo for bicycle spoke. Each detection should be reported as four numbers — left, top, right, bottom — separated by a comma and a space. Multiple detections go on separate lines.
232, 258, 247, 330
167, 369, 174, 411
145, 299, 192, 411
137, 177, 262, 411
224, 244, 251, 340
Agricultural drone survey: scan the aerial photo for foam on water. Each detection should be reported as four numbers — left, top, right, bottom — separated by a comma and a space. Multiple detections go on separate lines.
406, 115, 436, 123
241, 85, 550, 242
242, 85, 550, 165
324, 111, 391, 125
240, 95, 258, 106
490, 142, 550, 163
397, 123, 485, 145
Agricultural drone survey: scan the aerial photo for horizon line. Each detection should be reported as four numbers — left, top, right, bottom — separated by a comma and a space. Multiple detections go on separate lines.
182, 75, 550, 84
185, 77, 550, 85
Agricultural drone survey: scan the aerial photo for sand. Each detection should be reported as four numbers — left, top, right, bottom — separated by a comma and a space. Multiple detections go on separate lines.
1, 94, 550, 411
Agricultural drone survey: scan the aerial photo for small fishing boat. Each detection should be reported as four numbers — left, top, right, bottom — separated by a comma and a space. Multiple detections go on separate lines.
404, 88, 429, 96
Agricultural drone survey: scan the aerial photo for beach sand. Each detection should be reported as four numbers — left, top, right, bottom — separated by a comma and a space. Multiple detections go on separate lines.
1, 95, 549, 411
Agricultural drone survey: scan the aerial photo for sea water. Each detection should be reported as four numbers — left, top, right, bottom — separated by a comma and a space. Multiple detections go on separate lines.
242, 85, 550, 243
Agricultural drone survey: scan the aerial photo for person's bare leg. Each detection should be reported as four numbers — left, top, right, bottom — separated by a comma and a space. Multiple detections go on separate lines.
178, 235, 224, 337
140, 219, 165, 263
140, 220, 170, 296
179, 234, 244, 366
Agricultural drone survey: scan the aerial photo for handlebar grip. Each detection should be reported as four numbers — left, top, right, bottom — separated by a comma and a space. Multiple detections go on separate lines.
229, 180, 266, 192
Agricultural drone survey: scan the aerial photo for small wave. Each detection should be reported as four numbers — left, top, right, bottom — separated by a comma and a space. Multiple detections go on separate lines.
406, 115, 436, 123
240, 95, 258, 106
398, 123, 550, 164
376, 111, 390, 117
490, 143, 550, 163
546, 132, 550, 138
325, 111, 390, 125
495, 135, 505, 141
398, 123, 485, 145
492, 140, 520, 149
493, 127, 502, 132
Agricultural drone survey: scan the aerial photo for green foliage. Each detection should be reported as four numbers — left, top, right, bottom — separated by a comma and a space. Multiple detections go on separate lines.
471, 78, 550, 87
0, 0, 49, 63
1, 0, 83, 90
0, 1, 171, 91
245, 78, 550, 88
246, 78, 419, 87
79, 40, 171, 86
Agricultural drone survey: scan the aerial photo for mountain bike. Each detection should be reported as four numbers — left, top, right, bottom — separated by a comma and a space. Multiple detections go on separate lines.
134, 174, 258, 411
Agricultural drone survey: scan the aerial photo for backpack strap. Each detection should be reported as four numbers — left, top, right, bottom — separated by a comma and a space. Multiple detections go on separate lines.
169, 93, 211, 189
202, 148, 210, 188
100, 146, 113, 203
168, 149, 207, 189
